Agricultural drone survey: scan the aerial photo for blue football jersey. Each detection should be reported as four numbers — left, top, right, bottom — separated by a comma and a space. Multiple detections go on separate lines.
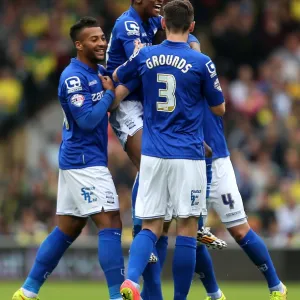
106, 5, 199, 101
203, 101, 230, 159
117, 40, 225, 160
58, 58, 113, 169
106, 6, 162, 101
188, 36, 229, 159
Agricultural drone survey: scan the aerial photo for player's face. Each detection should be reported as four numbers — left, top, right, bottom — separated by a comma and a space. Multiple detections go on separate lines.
79, 27, 107, 63
142, 0, 163, 17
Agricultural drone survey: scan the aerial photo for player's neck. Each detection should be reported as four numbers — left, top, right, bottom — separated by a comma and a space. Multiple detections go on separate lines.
166, 31, 189, 43
76, 55, 98, 71
132, 5, 149, 22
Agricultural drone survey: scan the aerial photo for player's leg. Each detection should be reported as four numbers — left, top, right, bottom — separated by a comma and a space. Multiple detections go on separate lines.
212, 157, 287, 298
91, 210, 124, 300
197, 157, 227, 250
121, 155, 167, 299
195, 214, 224, 300
77, 166, 124, 300
169, 159, 206, 300
14, 171, 88, 300
140, 220, 169, 300
110, 101, 158, 259
194, 158, 225, 300
227, 222, 287, 298
173, 216, 198, 300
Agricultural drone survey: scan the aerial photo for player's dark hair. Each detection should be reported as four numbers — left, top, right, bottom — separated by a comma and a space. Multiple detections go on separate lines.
163, 0, 194, 33
70, 16, 100, 42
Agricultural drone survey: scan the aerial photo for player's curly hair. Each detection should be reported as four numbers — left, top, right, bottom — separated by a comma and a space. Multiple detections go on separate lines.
70, 16, 100, 42
163, 0, 194, 33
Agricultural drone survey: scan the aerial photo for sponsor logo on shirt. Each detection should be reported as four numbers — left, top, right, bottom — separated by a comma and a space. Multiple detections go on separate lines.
65, 76, 82, 93
88, 80, 98, 86
125, 21, 140, 36
71, 94, 85, 107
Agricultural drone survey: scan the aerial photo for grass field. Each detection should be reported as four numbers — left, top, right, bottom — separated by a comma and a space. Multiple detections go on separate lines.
3, 281, 299, 299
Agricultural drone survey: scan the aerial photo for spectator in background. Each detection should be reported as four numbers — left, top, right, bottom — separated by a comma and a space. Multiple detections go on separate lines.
229, 65, 266, 118
276, 188, 300, 237
0, 68, 23, 122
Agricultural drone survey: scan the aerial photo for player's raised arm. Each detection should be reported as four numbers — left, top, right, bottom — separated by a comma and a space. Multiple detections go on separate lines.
188, 34, 201, 52
113, 48, 143, 83
202, 58, 225, 116
115, 18, 142, 59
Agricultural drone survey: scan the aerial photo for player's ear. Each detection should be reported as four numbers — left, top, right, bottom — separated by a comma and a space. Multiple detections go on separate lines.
161, 17, 166, 30
75, 41, 83, 52
135, 0, 142, 4
189, 21, 195, 33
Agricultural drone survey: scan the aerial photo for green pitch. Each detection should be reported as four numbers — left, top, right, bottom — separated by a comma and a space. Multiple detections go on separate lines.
3, 281, 299, 299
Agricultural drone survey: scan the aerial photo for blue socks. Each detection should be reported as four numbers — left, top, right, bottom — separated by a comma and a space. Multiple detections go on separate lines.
23, 227, 74, 294
98, 228, 124, 299
128, 229, 157, 284
173, 236, 197, 300
195, 244, 221, 299
238, 229, 281, 290
141, 235, 168, 300
156, 235, 169, 268
141, 246, 163, 300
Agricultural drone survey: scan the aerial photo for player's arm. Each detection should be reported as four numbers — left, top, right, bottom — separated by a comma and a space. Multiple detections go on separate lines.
116, 19, 141, 59
202, 58, 225, 116
188, 34, 201, 52
65, 74, 115, 131
113, 49, 143, 83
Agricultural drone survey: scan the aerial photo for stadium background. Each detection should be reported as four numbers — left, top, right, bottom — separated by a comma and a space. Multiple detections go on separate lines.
0, 0, 299, 299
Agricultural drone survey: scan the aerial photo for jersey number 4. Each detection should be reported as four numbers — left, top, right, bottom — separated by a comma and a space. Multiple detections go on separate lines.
156, 73, 176, 112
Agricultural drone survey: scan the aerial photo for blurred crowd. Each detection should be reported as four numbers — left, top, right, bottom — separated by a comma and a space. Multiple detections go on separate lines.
0, 0, 300, 247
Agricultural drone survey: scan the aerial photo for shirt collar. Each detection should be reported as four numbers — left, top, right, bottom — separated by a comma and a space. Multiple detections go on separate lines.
162, 40, 190, 48
71, 58, 98, 74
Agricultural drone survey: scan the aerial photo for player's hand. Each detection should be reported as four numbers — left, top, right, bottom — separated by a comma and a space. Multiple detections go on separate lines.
133, 40, 146, 53
204, 141, 212, 158
99, 75, 115, 92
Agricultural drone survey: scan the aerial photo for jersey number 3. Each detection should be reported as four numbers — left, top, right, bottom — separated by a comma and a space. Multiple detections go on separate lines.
156, 73, 176, 112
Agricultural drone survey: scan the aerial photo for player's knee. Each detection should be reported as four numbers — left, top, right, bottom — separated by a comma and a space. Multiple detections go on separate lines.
91, 210, 122, 230
228, 222, 250, 242
143, 219, 164, 238
110, 211, 122, 229
177, 217, 198, 237
162, 221, 171, 236
58, 216, 87, 238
